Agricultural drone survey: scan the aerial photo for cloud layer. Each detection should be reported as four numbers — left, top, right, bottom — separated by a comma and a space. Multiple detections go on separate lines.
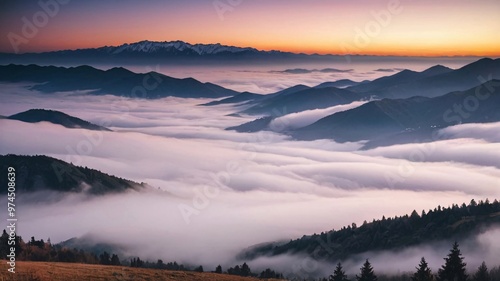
269, 101, 368, 130
0, 83, 499, 276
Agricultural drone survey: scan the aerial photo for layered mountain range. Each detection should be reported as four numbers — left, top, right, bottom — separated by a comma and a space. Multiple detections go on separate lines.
222, 58, 500, 147
0, 64, 237, 98
1, 55, 499, 270
1, 58, 499, 148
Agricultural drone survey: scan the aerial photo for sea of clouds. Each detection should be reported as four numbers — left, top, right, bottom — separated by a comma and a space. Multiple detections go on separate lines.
0, 82, 499, 276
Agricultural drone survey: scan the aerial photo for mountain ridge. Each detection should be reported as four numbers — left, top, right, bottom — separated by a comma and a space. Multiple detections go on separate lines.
3, 40, 491, 66
239, 199, 500, 262
241, 86, 361, 116
0, 40, 298, 64
7, 109, 111, 131
348, 58, 500, 99
0, 154, 146, 196
0, 64, 238, 98
292, 79, 500, 146
107, 40, 262, 55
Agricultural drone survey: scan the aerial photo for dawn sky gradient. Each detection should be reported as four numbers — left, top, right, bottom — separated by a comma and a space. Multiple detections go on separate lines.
1, 0, 499, 56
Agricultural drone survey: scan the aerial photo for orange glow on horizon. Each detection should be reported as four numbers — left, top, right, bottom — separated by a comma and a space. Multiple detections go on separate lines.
253, 44, 500, 57
1, 1, 499, 57
13, 22, 499, 57
17, 37, 500, 58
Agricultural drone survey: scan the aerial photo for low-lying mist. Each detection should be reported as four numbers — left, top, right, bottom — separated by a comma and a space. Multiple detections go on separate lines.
269, 101, 368, 131
0, 84, 499, 276
246, 227, 500, 278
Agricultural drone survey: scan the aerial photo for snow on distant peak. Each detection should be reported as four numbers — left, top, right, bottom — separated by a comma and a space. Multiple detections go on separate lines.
109, 40, 258, 55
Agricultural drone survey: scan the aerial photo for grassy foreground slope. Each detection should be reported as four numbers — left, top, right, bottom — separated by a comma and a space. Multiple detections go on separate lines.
0, 261, 284, 281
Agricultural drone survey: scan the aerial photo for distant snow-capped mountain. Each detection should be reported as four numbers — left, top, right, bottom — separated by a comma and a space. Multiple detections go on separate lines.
107, 40, 260, 55
0, 40, 303, 65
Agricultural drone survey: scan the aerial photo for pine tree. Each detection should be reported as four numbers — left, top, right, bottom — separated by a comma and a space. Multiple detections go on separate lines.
131, 257, 144, 268
137, 257, 144, 267
194, 265, 203, 272
437, 242, 468, 281
356, 259, 377, 281
110, 254, 121, 266
230, 265, 241, 276
411, 210, 420, 219
473, 262, 490, 281
330, 262, 350, 281
241, 262, 251, 277
156, 259, 164, 269
215, 265, 222, 274
412, 257, 434, 281
99, 251, 110, 265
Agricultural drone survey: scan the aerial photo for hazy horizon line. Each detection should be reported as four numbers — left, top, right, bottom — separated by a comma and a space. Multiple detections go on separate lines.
2, 39, 500, 58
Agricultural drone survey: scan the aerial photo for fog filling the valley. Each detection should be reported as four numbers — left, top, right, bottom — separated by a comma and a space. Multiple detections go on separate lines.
0, 81, 499, 277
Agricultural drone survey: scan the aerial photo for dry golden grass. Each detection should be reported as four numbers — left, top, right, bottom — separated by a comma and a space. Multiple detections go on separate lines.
0, 261, 284, 281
